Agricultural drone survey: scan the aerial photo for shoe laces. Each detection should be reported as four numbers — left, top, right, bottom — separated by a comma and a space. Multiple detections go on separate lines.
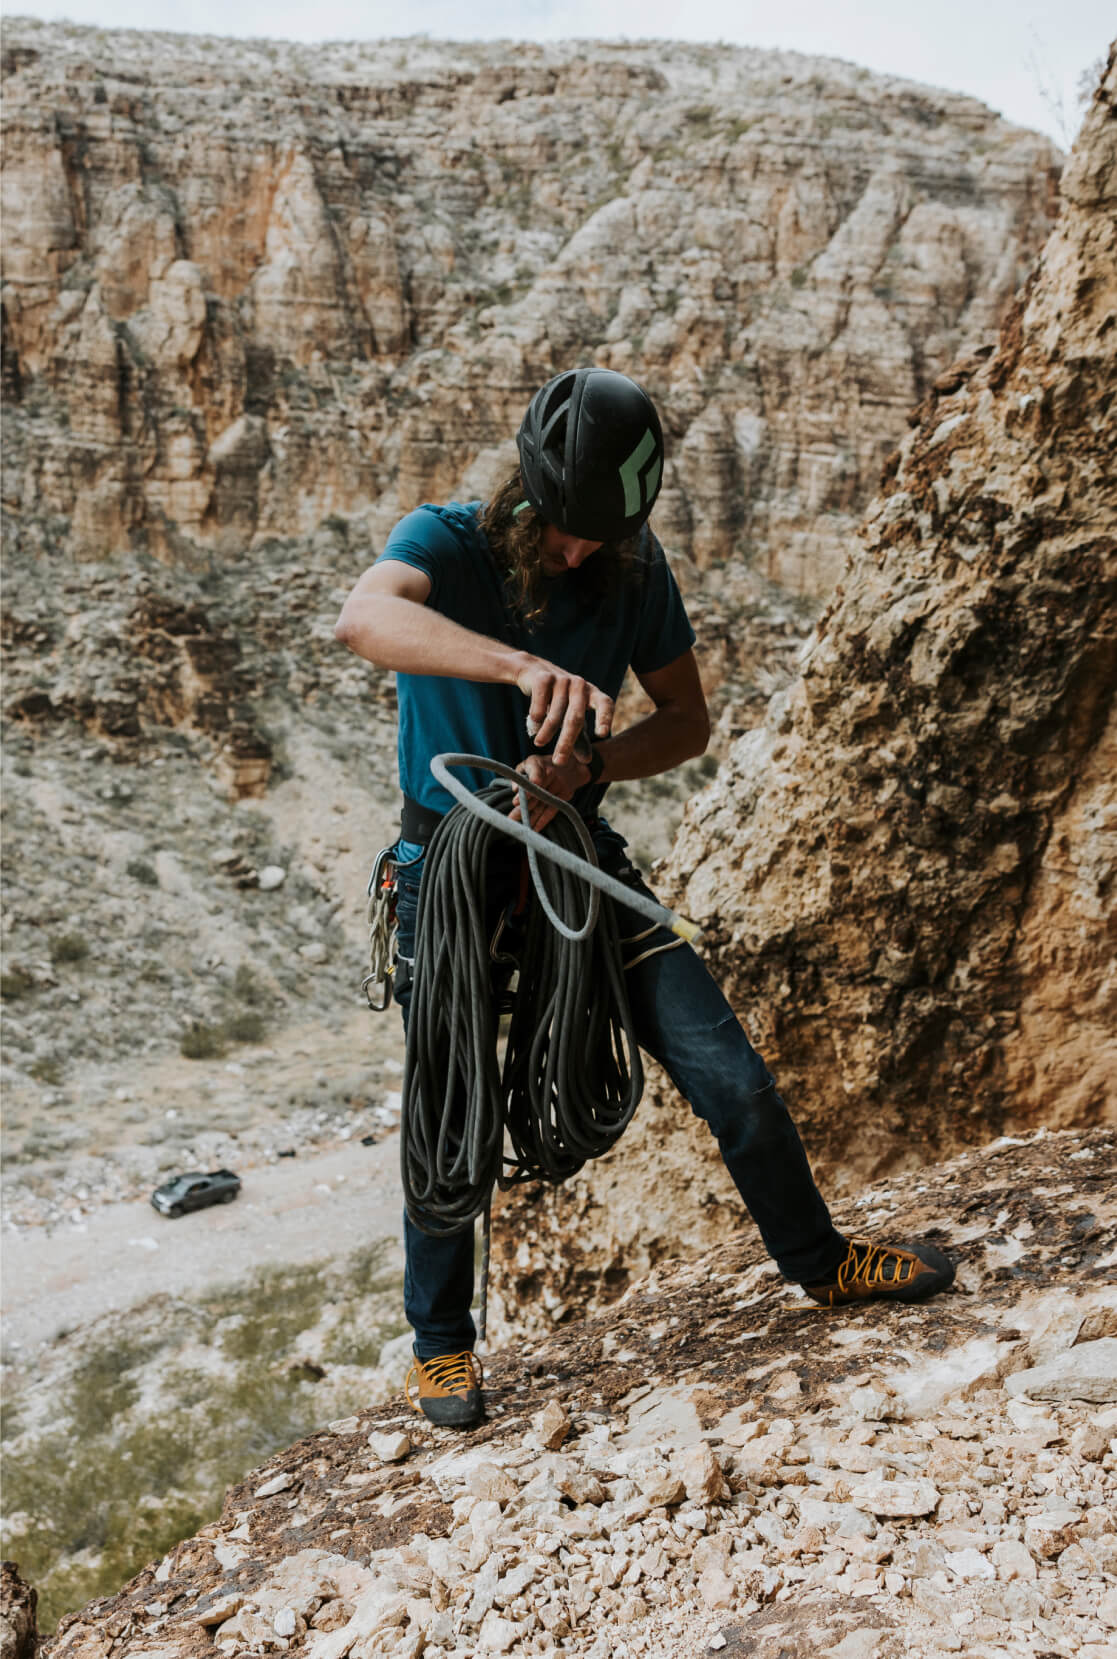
837, 1240, 916, 1293
405, 1350, 484, 1409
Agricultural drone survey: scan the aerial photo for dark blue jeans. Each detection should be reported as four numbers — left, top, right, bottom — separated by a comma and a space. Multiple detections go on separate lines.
394, 824, 847, 1358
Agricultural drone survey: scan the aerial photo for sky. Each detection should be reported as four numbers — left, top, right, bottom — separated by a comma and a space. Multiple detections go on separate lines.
1, 0, 1110, 149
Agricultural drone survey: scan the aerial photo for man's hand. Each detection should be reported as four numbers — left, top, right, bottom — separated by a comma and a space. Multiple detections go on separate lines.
515, 659, 613, 768
509, 752, 592, 833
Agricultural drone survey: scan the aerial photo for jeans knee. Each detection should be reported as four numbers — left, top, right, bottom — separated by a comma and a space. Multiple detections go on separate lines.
693, 1075, 789, 1152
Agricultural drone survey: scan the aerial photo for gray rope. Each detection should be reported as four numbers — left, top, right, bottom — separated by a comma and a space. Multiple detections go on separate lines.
400, 758, 651, 1259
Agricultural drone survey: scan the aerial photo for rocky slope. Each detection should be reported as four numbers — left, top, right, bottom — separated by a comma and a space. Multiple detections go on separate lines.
28, 1126, 1117, 1659
1, 21, 1058, 595
488, 48, 1116, 1340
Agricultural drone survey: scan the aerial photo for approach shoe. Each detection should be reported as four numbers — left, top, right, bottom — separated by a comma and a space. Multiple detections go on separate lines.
404, 1350, 485, 1428
803, 1238, 955, 1308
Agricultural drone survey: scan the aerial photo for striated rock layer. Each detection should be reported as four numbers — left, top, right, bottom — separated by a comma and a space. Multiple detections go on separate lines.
1, 21, 1057, 594
488, 51, 1116, 1338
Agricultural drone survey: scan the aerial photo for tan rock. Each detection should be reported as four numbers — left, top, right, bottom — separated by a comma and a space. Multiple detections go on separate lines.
466, 1462, 518, 1505
673, 1443, 730, 1504
849, 1479, 940, 1519
534, 1400, 571, 1451
367, 1431, 412, 1464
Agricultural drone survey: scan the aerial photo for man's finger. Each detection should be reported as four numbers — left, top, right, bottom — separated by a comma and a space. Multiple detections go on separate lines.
552, 703, 588, 767
534, 687, 569, 748
589, 688, 614, 739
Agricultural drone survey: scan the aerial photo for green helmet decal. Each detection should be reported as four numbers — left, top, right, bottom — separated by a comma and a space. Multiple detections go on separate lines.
618, 427, 662, 518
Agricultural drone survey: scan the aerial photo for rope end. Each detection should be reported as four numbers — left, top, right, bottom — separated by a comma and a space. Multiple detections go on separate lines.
669, 915, 701, 945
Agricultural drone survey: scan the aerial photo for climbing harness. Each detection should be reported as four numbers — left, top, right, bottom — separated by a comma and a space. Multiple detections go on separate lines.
397, 752, 701, 1341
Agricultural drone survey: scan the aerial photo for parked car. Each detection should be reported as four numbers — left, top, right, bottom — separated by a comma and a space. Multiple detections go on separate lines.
151, 1169, 241, 1218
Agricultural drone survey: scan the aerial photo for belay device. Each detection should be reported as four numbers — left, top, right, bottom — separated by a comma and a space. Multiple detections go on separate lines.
366, 752, 701, 1340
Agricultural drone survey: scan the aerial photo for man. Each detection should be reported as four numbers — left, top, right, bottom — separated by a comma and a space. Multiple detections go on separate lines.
336, 367, 954, 1429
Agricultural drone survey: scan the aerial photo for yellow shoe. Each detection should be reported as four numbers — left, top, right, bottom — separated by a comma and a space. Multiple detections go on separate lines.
804, 1239, 955, 1307
404, 1350, 485, 1428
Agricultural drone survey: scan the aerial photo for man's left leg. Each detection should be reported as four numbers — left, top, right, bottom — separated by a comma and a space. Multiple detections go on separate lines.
622, 928, 954, 1304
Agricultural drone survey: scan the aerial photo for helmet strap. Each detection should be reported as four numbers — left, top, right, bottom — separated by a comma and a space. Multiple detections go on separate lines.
512, 500, 532, 517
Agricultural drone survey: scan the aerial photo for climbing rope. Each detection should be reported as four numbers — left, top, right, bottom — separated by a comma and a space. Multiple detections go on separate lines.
400, 753, 701, 1340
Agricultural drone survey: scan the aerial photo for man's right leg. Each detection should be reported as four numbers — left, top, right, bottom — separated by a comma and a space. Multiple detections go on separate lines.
393, 851, 485, 1426
403, 1213, 476, 1358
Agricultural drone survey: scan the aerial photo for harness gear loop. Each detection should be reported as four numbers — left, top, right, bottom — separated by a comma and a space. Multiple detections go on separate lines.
361, 844, 398, 1011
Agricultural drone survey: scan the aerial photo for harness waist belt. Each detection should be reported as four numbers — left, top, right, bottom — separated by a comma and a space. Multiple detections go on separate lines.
401, 795, 445, 847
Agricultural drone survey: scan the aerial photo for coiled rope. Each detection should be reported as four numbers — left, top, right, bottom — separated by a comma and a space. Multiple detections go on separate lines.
400, 753, 700, 1339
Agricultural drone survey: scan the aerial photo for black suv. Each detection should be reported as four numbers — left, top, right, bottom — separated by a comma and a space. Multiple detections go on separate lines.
151, 1169, 241, 1218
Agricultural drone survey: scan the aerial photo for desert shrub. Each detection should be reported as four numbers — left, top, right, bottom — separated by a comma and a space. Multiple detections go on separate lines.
126, 859, 159, 887
51, 933, 89, 964
222, 1010, 266, 1045
180, 1021, 225, 1060
1, 966, 34, 1000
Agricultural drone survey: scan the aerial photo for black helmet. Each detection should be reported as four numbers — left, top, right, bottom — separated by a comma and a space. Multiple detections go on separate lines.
516, 367, 664, 541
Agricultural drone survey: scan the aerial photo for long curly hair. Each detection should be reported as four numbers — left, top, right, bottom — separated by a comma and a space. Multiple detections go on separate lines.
478, 469, 646, 629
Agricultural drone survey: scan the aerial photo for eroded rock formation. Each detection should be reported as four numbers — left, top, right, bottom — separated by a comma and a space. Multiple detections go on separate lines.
2, 21, 1057, 594
488, 50, 1116, 1337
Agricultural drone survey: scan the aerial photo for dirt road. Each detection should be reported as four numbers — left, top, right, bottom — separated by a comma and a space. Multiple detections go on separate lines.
1, 1133, 404, 1355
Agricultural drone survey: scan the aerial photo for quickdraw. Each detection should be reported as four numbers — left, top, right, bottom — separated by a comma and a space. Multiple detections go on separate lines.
362, 845, 399, 1011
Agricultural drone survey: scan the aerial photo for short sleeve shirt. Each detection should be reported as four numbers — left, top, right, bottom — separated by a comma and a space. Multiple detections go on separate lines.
375, 501, 696, 814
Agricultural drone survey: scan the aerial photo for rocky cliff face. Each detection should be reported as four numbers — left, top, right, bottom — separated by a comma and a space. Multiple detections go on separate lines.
32, 1128, 1117, 1659
2, 21, 1057, 595
488, 50, 1116, 1337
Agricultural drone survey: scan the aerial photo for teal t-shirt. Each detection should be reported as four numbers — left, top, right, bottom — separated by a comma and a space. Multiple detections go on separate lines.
375, 501, 697, 814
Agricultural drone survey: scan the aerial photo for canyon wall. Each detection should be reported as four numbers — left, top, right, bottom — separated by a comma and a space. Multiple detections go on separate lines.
2, 21, 1058, 595
490, 49, 1116, 1336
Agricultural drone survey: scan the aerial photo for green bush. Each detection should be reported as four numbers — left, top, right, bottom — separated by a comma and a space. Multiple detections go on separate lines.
1, 966, 34, 1000
180, 1022, 226, 1060
222, 1010, 266, 1045
126, 859, 159, 887
51, 933, 89, 965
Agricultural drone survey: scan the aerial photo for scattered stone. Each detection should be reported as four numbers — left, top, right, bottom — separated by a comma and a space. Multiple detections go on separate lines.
850, 1386, 899, 1421
194, 1592, 244, 1628
477, 1611, 520, 1652
674, 1442, 730, 1504
1004, 1339, 1117, 1403
849, 1478, 940, 1518
258, 865, 286, 890
254, 1471, 296, 1498
945, 1547, 994, 1581
368, 1431, 412, 1464
273, 1608, 297, 1637
467, 1462, 517, 1504
1024, 1509, 1081, 1558
534, 1400, 571, 1450
992, 1539, 1038, 1582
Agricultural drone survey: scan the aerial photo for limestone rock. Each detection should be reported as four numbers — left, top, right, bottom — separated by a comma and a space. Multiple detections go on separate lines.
0, 1563, 38, 1659
367, 1431, 412, 1464
1004, 1340, 1117, 1404
849, 1479, 941, 1518
673, 1442, 730, 1504
533, 1400, 571, 1451
2, 21, 1056, 593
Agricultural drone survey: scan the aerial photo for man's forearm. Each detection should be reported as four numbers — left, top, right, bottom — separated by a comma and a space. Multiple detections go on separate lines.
593, 703, 709, 784
336, 593, 525, 685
